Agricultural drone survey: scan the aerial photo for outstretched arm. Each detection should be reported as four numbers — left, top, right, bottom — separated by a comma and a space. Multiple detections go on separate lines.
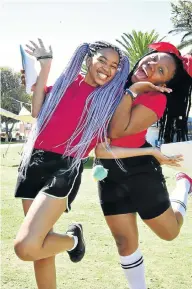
95, 143, 183, 167
25, 39, 53, 118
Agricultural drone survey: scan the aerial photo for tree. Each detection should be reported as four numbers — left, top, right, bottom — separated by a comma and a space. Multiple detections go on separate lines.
1, 67, 31, 137
116, 30, 159, 69
169, 1, 192, 53
81, 63, 87, 75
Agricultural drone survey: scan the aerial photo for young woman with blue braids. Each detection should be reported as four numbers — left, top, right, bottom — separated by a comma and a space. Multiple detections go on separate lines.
95, 42, 192, 289
14, 38, 131, 288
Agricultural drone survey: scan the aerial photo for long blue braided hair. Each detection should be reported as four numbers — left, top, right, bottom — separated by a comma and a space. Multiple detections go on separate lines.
20, 41, 130, 178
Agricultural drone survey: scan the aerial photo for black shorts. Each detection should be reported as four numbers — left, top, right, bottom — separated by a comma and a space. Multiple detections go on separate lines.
15, 149, 83, 212
95, 143, 171, 220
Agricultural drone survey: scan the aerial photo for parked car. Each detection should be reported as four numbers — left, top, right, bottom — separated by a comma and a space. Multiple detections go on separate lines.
0, 130, 7, 142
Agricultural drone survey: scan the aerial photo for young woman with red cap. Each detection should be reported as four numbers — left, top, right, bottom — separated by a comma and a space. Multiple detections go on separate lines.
95, 42, 192, 289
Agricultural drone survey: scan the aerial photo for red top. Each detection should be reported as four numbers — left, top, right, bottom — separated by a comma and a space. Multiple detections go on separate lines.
34, 75, 97, 157
111, 92, 167, 148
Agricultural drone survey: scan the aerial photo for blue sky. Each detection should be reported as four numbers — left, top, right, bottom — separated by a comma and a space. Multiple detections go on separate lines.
1, 0, 182, 83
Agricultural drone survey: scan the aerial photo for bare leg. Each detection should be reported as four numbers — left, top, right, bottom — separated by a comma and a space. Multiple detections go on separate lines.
105, 213, 147, 289
143, 206, 183, 240
143, 174, 191, 240
15, 193, 75, 261
105, 213, 138, 255
22, 199, 57, 289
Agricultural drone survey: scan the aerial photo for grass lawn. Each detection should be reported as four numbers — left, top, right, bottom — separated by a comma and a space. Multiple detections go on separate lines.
1, 141, 24, 145
1, 146, 192, 289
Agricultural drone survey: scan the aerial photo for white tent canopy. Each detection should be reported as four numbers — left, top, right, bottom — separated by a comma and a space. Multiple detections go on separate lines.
0, 107, 35, 123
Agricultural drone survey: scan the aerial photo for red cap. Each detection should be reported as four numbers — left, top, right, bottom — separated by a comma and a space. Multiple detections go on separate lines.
148, 42, 192, 77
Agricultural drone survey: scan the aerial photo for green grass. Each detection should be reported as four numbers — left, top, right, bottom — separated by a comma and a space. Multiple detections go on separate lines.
1, 141, 24, 145
1, 146, 192, 289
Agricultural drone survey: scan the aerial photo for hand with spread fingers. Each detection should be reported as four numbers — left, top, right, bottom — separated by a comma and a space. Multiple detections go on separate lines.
153, 148, 183, 167
129, 81, 172, 95
25, 38, 53, 65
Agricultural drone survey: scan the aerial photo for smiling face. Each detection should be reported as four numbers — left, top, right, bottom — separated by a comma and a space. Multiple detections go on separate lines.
85, 48, 120, 87
131, 52, 177, 86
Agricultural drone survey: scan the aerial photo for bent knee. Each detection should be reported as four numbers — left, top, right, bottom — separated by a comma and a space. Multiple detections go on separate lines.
14, 238, 39, 261
113, 234, 138, 255
158, 230, 180, 241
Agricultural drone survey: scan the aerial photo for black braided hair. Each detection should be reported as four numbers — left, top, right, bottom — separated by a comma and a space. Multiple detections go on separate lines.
125, 51, 192, 143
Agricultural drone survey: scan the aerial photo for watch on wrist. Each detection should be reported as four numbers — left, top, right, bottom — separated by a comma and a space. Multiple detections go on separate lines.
125, 88, 137, 100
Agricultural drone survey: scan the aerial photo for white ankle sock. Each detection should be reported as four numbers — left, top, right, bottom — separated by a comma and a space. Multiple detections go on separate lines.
171, 178, 191, 218
120, 248, 147, 289
67, 236, 78, 252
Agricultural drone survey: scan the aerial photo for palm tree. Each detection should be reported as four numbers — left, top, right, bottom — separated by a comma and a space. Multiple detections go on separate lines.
116, 30, 159, 69
169, 27, 192, 53
81, 63, 87, 75
177, 31, 192, 53
169, 1, 192, 53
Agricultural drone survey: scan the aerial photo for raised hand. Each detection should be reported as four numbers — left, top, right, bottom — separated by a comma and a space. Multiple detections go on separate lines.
25, 38, 53, 65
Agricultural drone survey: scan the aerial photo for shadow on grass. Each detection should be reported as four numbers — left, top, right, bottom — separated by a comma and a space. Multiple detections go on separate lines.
83, 157, 94, 169
1, 165, 19, 167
